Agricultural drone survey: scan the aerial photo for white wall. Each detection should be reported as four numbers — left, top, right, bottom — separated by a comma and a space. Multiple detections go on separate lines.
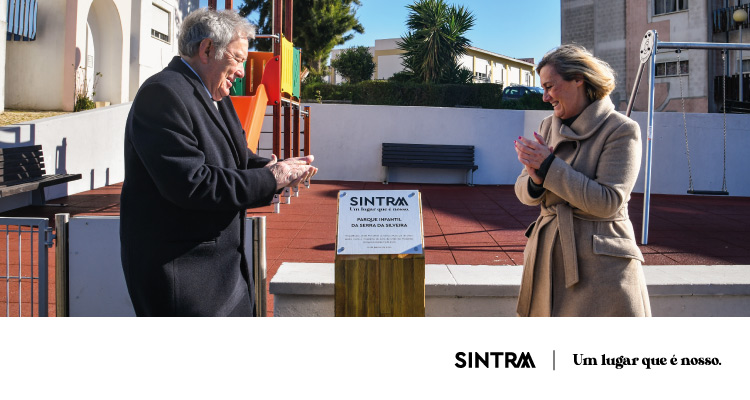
376, 55, 403, 80
130, 0, 190, 100
5, 1, 68, 110
67, 216, 261, 317
0, 102, 747, 213
5, 0, 131, 110
3, 0, 194, 111
372, 38, 402, 80
284, 103, 750, 196
271, 263, 750, 317
0, 104, 130, 212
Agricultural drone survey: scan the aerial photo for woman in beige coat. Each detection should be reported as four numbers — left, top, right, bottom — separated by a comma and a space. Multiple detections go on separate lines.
513, 44, 651, 317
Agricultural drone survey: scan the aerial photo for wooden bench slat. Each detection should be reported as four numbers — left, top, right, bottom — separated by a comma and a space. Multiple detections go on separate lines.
0, 145, 82, 204
384, 151, 474, 157
0, 145, 42, 155
382, 142, 478, 185
383, 155, 476, 161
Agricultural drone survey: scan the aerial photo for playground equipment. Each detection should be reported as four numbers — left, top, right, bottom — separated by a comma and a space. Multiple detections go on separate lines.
626, 30, 750, 244
214, 0, 311, 213
230, 34, 308, 157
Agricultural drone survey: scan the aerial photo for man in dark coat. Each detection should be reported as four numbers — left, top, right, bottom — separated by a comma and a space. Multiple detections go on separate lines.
120, 8, 316, 316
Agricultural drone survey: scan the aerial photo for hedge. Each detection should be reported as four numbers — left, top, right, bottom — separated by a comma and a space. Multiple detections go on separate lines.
301, 81, 552, 110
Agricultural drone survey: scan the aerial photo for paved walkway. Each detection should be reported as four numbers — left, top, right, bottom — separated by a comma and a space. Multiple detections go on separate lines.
2, 181, 749, 316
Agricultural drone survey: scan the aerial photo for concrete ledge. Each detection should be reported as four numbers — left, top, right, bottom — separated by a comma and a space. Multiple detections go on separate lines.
270, 263, 750, 317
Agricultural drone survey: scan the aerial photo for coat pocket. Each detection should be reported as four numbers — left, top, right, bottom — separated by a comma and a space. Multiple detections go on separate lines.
592, 234, 645, 262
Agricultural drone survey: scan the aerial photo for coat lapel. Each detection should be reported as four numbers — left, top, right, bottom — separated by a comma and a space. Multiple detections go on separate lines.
168, 57, 242, 167
218, 98, 250, 168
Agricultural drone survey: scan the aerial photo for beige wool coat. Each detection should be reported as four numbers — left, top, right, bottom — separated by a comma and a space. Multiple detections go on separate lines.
514, 97, 651, 317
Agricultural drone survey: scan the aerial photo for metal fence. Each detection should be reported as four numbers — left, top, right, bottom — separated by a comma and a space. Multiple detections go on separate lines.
0, 217, 53, 317
1, 214, 267, 317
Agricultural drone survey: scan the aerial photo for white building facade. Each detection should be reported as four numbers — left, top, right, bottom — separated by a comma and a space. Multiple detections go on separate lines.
3, 0, 198, 112
329, 38, 536, 87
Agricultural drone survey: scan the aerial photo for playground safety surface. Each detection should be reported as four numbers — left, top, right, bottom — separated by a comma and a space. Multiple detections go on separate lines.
2, 180, 749, 316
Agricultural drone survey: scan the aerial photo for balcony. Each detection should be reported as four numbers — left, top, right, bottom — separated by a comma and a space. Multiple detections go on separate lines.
713, 4, 750, 34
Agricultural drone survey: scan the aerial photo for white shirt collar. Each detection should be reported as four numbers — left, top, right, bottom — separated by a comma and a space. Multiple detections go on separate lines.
180, 57, 214, 102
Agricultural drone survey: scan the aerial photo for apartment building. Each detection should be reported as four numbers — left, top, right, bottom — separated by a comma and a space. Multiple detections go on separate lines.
561, 0, 749, 113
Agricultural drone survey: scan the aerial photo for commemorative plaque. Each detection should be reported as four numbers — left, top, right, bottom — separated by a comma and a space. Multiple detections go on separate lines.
336, 190, 423, 255
334, 190, 425, 317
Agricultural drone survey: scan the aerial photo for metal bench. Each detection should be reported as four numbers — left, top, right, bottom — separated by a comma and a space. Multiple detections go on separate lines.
724, 100, 750, 114
382, 143, 478, 185
0, 145, 82, 205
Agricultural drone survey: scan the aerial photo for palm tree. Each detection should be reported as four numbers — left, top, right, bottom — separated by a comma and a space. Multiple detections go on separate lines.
397, 0, 475, 83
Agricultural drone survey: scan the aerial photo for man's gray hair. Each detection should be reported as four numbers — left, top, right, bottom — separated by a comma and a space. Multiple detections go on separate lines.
178, 8, 255, 59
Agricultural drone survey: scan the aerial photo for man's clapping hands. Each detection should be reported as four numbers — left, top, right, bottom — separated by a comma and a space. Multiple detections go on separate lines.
265, 154, 318, 190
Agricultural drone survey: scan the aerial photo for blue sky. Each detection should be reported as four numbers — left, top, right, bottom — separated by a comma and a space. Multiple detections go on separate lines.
199, 0, 561, 67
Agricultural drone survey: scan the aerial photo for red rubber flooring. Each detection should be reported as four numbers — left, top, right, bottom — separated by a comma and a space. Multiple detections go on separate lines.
2, 181, 749, 316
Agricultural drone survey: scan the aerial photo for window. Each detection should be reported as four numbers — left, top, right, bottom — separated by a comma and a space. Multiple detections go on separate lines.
7, 0, 38, 41
655, 60, 689, 77
151, 4, 170, 43
495, 64, 504, 84
474, 72, 488, 82
524, 71, 533, 86
654, 0, 688, 16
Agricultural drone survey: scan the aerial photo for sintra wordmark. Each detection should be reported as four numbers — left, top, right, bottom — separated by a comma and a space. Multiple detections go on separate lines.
455, 352, 536, 369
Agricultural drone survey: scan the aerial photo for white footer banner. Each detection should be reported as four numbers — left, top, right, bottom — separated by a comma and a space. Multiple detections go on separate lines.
2, 317, 747, 398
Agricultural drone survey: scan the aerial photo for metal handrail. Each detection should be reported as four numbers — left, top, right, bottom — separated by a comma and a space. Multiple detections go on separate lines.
251, 216, 267, 317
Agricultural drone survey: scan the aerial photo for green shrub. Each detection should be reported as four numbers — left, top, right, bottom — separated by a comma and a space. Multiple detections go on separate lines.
74, 94, 96, 112
302, 81, 552, 111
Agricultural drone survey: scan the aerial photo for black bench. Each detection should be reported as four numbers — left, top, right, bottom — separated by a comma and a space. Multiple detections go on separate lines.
0, 145, 82, 205
725, 100, 750, 114
382, 143, 478, 185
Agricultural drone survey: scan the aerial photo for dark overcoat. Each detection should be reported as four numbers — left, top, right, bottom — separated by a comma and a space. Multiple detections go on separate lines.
120, 56, 277, 316
514, 97, 651, 317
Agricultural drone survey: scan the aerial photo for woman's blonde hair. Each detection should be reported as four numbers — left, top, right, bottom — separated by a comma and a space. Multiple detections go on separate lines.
536, 44, 616, 102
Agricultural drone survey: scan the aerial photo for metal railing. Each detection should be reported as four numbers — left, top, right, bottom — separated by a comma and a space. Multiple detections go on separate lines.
0, 217, 53, 317
713, 4, 750, 34
251, 216, 267, 317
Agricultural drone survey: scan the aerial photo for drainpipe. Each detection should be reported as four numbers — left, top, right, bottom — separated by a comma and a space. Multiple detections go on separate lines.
0, 0, 6, 112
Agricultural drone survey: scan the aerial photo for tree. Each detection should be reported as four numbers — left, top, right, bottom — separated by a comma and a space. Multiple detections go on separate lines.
238, 0, 365, 75
397, 0, 475, 84
330, 46, 375, 83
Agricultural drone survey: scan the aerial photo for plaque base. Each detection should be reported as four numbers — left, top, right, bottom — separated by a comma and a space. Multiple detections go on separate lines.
334, 254, 425, 317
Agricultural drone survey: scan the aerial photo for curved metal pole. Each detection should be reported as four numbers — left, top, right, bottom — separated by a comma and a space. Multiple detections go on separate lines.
626, 62, 646, 117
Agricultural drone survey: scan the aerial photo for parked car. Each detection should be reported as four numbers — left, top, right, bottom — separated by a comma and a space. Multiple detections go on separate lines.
502, 85, 543, 100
